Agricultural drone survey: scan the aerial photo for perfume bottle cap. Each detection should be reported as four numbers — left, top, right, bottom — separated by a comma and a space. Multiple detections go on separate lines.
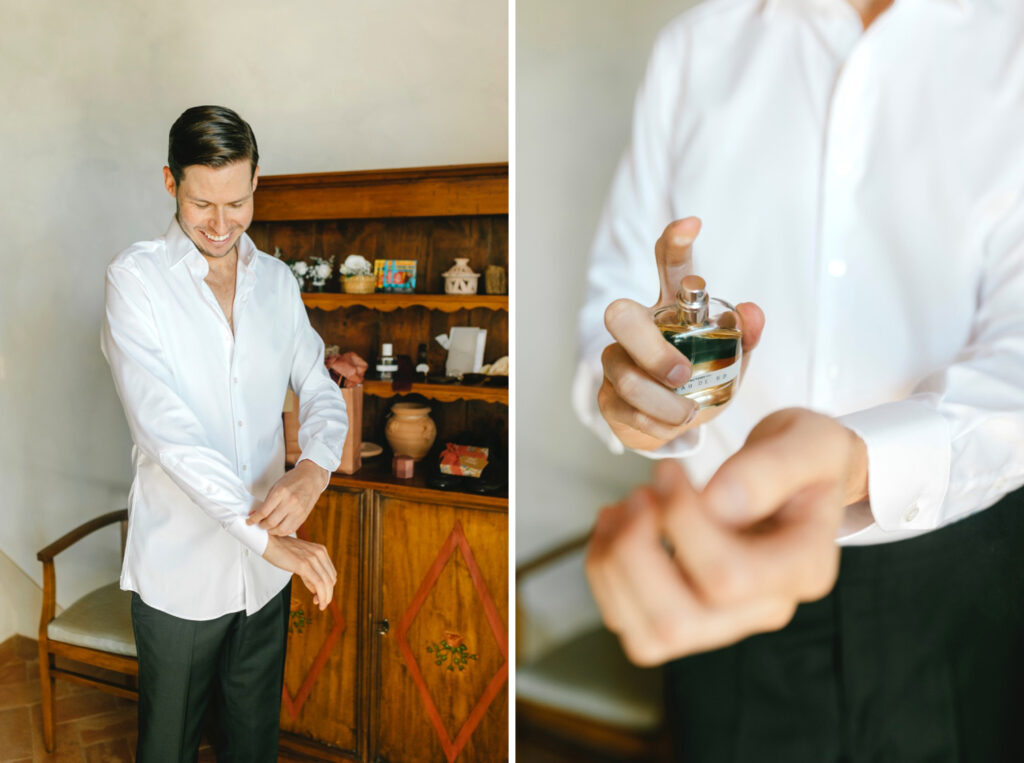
382, 343, 393, 356
679, 275, 707, 306
677, 275, 709, 324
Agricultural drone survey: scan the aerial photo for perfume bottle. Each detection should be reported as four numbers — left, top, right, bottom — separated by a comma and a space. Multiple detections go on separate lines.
376, 342, 398, 381
652, 275, 743, 410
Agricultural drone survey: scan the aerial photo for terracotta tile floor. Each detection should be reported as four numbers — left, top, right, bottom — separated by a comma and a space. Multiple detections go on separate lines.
0, 636, 217, 763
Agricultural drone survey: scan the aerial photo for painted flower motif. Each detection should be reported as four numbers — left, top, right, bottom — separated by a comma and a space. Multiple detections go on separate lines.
444, 631, 463, 647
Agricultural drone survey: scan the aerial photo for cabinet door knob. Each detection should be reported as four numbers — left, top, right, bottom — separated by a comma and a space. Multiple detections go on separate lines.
377, 618, 390, 635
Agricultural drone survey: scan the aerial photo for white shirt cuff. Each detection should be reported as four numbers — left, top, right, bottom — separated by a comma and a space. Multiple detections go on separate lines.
838, 399, 951, 532
226, 515, 270, 556
298, 439, 342, 475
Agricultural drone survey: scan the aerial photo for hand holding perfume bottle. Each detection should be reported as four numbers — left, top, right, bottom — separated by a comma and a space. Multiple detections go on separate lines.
598, 217, 765, 451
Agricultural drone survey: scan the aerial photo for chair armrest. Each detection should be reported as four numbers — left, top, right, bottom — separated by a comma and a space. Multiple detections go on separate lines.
37, 509, 128, 562
37, 509, 128, 641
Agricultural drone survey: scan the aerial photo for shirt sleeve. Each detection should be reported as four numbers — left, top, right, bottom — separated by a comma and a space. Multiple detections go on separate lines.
572, 21, 701, 459
839, 188, 1024, 533
101, 265, 270, 555
286, 277, 348, 474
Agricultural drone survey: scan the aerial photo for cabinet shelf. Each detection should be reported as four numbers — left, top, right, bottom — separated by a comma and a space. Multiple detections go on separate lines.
328, 458, 508, 510
363, 379, 508, 404
301, 293, 508, 313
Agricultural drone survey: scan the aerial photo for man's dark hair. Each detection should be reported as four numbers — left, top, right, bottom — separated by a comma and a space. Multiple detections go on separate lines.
167, 105, 259, 186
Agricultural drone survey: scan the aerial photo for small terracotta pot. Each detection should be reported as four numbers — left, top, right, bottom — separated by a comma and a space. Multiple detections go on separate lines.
385, 403, 437, 461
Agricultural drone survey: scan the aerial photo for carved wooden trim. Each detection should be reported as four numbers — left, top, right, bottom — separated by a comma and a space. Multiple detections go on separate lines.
302, 293, 508, 313
362, 380, 508, 405
253, 163, 508, 221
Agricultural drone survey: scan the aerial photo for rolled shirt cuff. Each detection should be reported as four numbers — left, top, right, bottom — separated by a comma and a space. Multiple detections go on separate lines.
297, 438, 342, 475
838, 399, 951, 533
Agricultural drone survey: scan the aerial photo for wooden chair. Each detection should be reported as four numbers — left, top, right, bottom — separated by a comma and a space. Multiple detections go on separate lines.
37, 509, 138, 752
516, 534, 671, 761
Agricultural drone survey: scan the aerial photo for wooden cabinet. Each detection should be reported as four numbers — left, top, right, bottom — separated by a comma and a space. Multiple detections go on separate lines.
280, 488, 364, 757
278, 482, 507, 763
371, 493, 508, 763
251, 165, 509, 762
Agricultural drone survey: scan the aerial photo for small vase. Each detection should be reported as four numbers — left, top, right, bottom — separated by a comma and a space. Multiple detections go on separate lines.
385, 402, 437, 462
442, 258, 480, 295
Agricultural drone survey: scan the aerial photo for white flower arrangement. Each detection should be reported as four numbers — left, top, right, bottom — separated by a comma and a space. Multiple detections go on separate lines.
339, 254, 373, 277
310, 255, 335, 289
272, 247, 311, 288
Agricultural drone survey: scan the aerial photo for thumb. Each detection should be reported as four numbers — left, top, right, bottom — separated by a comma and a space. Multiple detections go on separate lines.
653, 217, 702, 308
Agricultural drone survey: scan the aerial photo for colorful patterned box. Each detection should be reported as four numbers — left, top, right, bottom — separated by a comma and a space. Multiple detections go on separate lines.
373, 259, 417, 292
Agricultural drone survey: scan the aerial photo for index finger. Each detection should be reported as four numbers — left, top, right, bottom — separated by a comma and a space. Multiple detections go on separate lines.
654, 217, 701, 309
604, 299, 692, 390
247, 493, 280, 525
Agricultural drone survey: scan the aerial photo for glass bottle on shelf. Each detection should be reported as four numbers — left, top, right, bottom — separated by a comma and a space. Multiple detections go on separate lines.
415, 342, 430, 380
652, 275, 743, 410
376, 342, 398, 381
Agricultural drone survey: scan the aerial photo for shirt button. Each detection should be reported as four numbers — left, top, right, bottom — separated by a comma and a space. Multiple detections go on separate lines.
205, 485, 214, 494
238, 420, 244, 428
244, 549, 250, 557
241, 465, 248, 472
903, 504, 920, 523
827, 260, 847, 278
233, 377, 239, 384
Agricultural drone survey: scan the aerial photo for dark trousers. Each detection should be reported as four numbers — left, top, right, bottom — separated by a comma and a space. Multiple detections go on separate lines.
667, 488, 1024, 762
130, 582, 291, 763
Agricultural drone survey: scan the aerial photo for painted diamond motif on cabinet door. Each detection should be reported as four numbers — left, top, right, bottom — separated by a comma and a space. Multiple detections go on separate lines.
281, 527, 347, 720
395, 521, 508, 763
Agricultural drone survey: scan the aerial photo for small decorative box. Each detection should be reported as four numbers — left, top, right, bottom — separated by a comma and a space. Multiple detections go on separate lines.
439, 444, 490, 478
393, 455, 415, 479
373, 259, 417, 292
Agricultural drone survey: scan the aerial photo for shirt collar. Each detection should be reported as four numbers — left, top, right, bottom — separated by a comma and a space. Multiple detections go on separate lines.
164, 216, 259, 276
762, 0, 970, 13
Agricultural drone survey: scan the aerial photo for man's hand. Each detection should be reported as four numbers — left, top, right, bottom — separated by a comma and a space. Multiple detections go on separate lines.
585, 408, 868, 666
247, 459, 328, 536
326, 351, 368, 387
598, 217, 765, 451
262, 535, 337, 610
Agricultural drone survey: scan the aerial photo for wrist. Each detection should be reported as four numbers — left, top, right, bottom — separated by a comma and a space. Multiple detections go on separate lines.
297, 458, 330, 491
843, 428, 869, 506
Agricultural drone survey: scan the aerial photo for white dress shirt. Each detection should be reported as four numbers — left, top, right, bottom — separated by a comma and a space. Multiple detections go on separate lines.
102, 218, 348, 619
574, 0, 1024, 544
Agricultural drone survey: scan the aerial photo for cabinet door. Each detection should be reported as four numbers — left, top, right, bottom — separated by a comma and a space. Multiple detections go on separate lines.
280, 487, 364, 756
372, 496, 508, 763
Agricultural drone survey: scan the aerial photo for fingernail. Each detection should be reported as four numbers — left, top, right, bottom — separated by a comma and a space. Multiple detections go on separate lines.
684, 405, 698, 425
705, 478, 748, 524
666, 363, 690, 387
671, 234, 694, 247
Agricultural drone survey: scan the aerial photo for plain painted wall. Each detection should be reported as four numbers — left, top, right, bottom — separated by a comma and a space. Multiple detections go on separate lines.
516, 0, 701, 651
0, 0, 507, 627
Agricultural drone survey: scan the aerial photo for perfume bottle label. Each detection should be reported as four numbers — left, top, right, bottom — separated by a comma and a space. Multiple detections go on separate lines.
674, 358, 740, 396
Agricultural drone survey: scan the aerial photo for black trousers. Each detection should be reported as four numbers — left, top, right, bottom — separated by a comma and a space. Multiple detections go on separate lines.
666, 488, 1024, 763
130, 581, 291, 763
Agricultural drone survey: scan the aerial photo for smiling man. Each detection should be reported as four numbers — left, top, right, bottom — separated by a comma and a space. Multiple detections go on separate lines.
101, 105, 349, 761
